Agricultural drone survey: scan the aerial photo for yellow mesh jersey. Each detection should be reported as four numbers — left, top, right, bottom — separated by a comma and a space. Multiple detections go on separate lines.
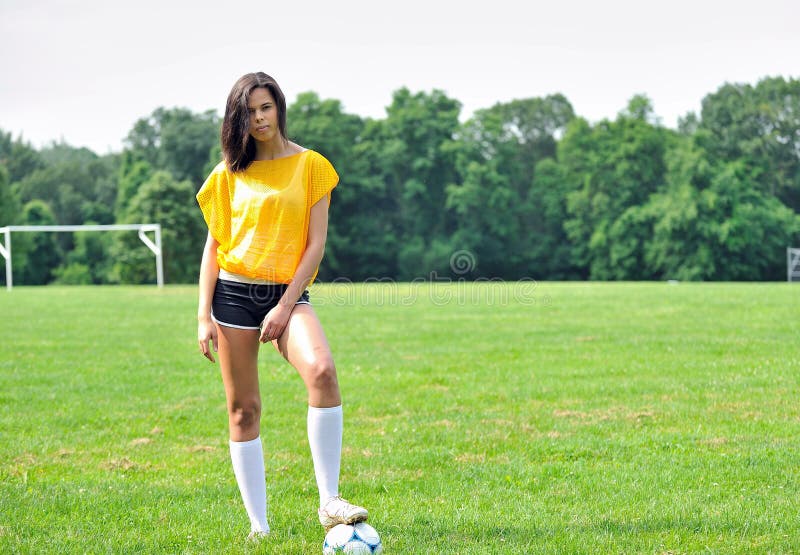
196, 150, 338, 284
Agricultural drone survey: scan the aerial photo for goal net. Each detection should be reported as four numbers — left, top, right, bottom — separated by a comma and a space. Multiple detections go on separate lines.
0, 224, 163, 290
789, 248, 800, 282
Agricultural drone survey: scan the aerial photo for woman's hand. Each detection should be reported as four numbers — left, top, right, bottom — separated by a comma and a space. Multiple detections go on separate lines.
198, 317, 218, 362
260, 303, 292, 343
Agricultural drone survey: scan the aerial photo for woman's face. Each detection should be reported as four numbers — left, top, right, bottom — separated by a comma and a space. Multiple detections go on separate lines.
247, 87, 280, 142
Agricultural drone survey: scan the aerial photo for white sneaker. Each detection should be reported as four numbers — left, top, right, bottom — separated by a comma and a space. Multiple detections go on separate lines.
247, 529, 269, 542
318, 496, 368, 529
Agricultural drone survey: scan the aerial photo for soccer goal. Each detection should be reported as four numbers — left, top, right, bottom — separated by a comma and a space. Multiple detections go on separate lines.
0, 224, 163, 291
788, 247, 800, 282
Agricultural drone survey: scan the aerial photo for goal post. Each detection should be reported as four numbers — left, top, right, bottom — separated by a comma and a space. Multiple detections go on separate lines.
789, 247, 800, 283
0, 224, 163, 291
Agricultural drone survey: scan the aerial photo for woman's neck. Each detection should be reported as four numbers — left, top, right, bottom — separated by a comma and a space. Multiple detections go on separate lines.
254, 137, 292, 160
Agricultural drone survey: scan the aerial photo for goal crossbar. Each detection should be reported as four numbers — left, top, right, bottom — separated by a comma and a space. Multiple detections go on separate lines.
0, 224, 163, 290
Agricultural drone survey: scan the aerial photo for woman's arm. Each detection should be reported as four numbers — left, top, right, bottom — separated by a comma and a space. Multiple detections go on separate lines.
259, 195, 330, 343
198, 232, 220, 361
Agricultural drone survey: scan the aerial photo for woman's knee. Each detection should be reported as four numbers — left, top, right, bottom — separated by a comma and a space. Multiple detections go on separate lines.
228, 397, 262, 431
306, 357, 338, 392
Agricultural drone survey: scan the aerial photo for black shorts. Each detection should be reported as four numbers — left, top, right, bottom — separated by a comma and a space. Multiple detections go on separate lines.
211, 278, 310, 330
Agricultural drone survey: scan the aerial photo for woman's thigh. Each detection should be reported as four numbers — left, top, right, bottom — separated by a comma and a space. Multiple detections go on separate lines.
216, 322, 261, 405
273, 303, 339, 405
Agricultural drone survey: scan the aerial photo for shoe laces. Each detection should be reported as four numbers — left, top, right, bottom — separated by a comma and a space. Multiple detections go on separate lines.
323, 495, 356, 516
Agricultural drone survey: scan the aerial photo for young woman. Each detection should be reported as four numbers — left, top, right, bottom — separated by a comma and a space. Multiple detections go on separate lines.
195, 72, 367, 540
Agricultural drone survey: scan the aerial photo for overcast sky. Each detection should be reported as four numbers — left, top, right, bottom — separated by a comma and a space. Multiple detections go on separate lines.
1, 0, 798, 155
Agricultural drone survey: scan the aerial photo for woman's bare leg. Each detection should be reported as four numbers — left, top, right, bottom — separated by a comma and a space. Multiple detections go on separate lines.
217, 323, 269, 534
273, 304, 367, 526
273, 303, 340, 407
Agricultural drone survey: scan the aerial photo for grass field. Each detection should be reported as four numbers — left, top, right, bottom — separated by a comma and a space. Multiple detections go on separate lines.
1, 281, 798, 554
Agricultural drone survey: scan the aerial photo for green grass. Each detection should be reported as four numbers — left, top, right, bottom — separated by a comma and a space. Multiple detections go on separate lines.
1, 281, 799, 554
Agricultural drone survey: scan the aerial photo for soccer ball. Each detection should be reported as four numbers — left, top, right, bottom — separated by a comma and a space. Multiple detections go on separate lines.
323, 522, 383, 554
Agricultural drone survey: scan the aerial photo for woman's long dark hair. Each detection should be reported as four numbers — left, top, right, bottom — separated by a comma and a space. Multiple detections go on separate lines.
221, 72, 287, 172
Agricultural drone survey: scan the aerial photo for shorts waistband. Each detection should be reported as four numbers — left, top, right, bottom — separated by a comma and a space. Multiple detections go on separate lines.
218, 268, 284, 285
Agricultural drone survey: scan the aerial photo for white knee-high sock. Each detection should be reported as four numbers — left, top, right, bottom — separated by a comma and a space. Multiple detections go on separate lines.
229, 437, 269, 533
307, 405, 343, 506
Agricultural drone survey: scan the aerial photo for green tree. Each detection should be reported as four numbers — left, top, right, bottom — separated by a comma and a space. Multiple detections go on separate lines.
526, 158, 581, 279
327, 134, 399, 280
641, 139, 799, 280
0, 130, 45, 183
15, 200, 61, 285
111, 171, 205, 284
288, 92, 364, 169
562, 97, 674, 279
448, 94, 576, 278
85, 151, 120, 225
124, 117, 159, 168
366, 88, 462, 279
697, 76, 800, 211
202, 143, 223, 181
458, 95, 574, 191
124, 107, 220, 186
445, 159, 517, 277
286, 92, 373, 280
52, 225, 113, 284
0, 165, 19, 227
51, 262, 93, 284
115, 150, 154, 218
13, 143, 116, 227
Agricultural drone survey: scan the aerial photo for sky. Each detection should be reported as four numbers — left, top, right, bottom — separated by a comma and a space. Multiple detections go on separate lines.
1, 0, 799, 155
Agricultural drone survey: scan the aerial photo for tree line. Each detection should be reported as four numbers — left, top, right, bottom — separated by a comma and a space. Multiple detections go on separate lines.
1, 76, 798, 285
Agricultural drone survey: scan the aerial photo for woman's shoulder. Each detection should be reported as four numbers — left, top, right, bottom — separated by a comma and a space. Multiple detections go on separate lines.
288, 142, 326, 161
208, 160, 230, 176
283, 141, 309, 157
199, 161, 234, 194
300, 148, 334, 167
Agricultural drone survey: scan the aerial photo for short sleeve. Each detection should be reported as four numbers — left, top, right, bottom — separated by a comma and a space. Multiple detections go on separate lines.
196, 162, 231, 247
308, 152, 339, 206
